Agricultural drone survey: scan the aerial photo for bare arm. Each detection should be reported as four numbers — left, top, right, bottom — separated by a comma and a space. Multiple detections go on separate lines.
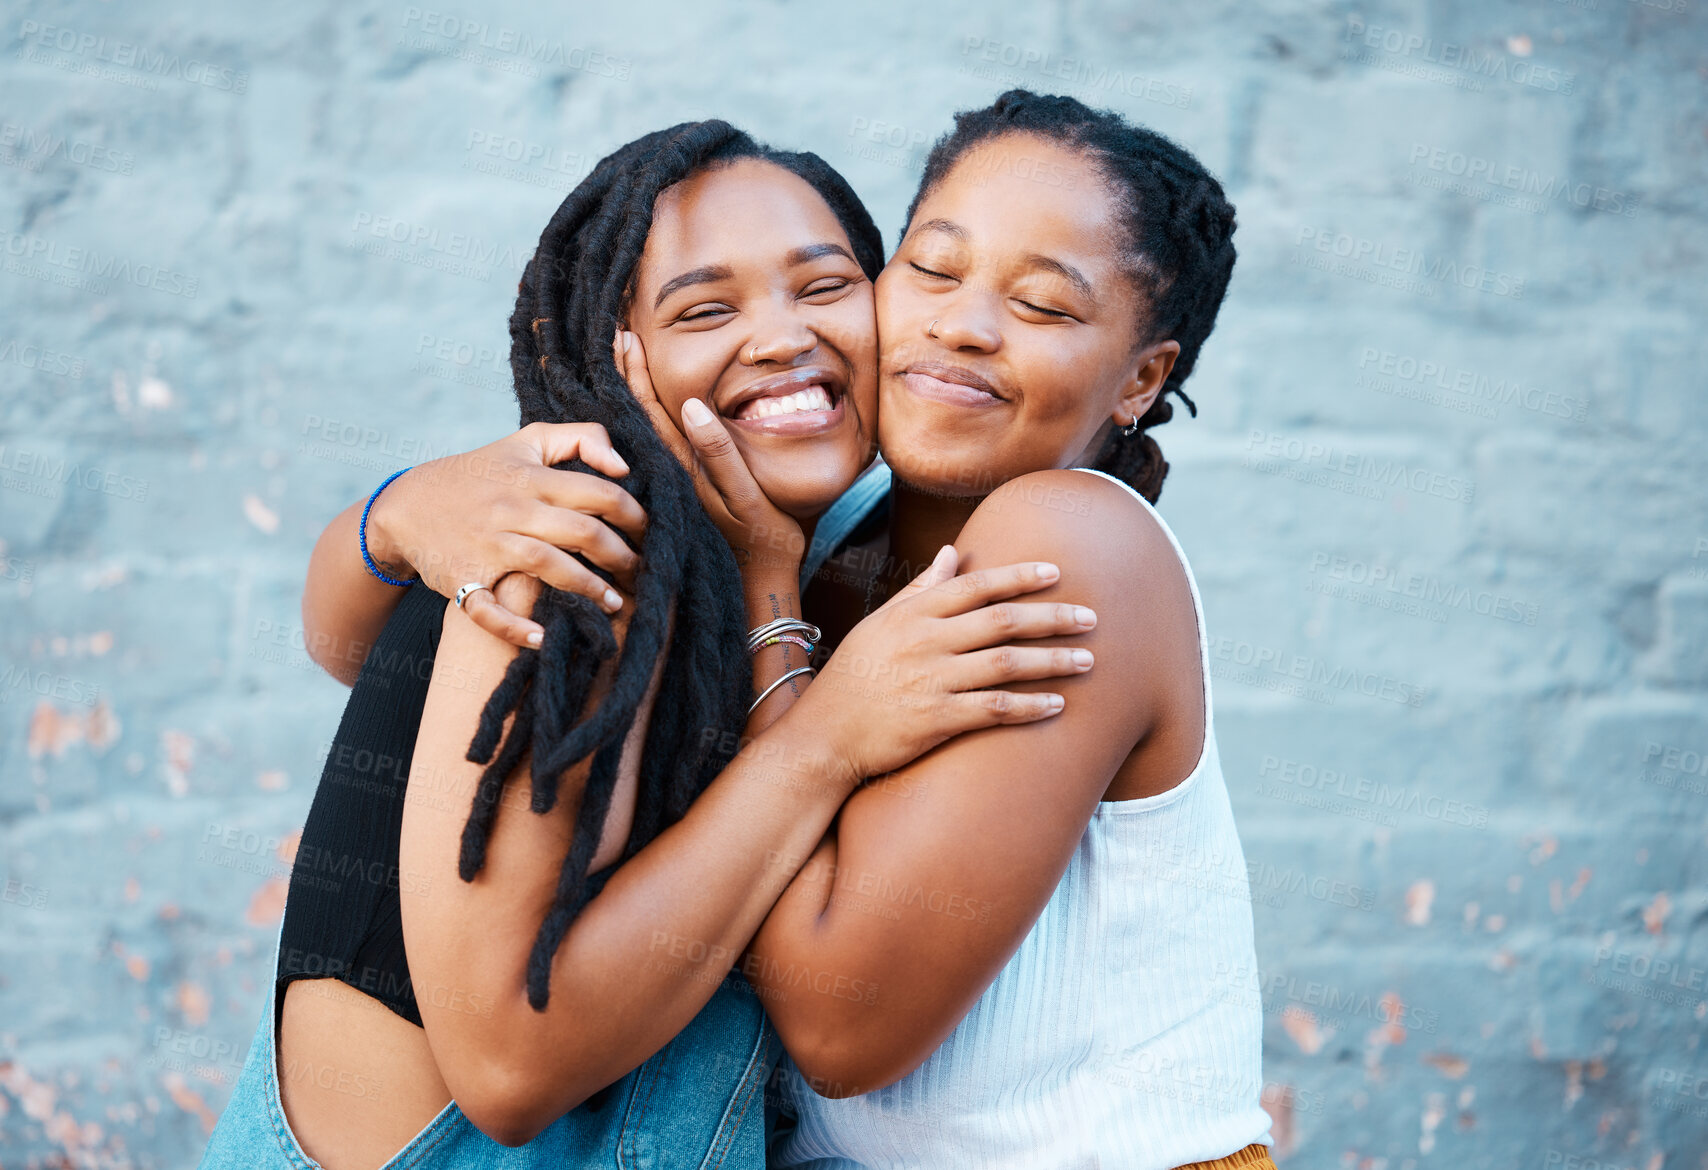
397, 557, 1094, 1145
300, 497, 419, 685
746, 470, 1201, 1094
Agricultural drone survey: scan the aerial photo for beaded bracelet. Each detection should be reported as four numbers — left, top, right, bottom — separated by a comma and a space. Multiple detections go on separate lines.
745, 617, 822, 656
753, 633, 815, 656
359, 467, 417, 587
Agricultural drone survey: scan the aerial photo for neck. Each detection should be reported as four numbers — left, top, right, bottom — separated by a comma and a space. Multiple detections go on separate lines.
879, 478, 984, 604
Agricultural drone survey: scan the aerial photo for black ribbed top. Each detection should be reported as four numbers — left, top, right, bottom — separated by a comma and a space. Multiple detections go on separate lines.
276, 583, 446, 1025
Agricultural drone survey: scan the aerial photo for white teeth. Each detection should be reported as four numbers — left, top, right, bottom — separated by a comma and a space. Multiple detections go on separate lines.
740, 385, 834, 419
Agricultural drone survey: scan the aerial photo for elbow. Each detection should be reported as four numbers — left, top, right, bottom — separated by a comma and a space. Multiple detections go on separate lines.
307, 646, 361, 688
299, 613, 362, 686
454, 1057, 596, 1148
785, 1032, 915, 1101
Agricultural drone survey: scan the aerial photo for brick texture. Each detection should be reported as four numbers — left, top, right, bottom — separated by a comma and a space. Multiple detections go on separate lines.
2, 1, 1704, 1166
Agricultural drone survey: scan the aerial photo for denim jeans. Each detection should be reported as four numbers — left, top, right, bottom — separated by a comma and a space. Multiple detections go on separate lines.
200, 918, 779, 1169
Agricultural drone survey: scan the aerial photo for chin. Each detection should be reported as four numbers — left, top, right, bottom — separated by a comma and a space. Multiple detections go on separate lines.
750, 454, 866, 524
877, 432, 1007, 500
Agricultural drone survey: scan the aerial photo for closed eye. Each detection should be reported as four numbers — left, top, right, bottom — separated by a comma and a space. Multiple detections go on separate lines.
1015, 300, 1072, 319
910, 262, 955, 281
801, 278, 854, 299
678, 305, 733, 323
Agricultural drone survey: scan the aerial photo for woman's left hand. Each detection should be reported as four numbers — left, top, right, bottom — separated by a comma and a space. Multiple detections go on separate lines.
614, 330, 806, 574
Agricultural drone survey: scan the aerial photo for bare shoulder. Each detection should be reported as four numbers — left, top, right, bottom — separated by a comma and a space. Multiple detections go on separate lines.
958, 469, 1205, 791
959, 469, 1185, 606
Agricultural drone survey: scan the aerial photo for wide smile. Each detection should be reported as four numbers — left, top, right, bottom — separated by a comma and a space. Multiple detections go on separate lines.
718, 365, 849, 437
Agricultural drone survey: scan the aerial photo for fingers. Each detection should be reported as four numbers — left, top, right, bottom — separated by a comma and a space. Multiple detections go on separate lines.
499, 534, 625, 614
520, 419, 630, 481
946, 645, 1095, 691
458, 586, 545, 650
948, 689, 1067, 730
526, 470, 648, 545
887, 545, 958, 609
614, 331, 695, 470
917, 560, 1066, 617
515, 501, 639, 590
680, 397, 768, 518
941, 599, 1098, 651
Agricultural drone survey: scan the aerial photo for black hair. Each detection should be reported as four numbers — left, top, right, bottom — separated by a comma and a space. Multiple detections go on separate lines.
460, 120, 884, 1009
904, 89, 1237, 503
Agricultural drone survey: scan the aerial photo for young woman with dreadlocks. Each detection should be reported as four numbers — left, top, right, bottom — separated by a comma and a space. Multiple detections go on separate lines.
201, 119, 1097, 1170
350, 91, 1275, 1169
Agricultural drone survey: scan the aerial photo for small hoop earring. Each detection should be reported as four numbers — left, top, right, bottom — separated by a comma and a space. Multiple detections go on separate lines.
927, 319, 941, 339
1120, 415, 1140, 437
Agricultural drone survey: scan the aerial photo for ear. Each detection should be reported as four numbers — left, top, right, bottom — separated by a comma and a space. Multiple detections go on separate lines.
1111, 339, 1180, 430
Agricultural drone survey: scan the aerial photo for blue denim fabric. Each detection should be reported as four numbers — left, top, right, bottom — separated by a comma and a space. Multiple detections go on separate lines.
200, 921, 779, 1169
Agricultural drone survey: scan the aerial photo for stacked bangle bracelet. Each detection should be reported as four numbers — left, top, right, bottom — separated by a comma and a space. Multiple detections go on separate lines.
745, 618, 822, 717
359, 467, 417, 587
754, 633, 814, 655
749, 666, 815, 718
745, 617, 821, 656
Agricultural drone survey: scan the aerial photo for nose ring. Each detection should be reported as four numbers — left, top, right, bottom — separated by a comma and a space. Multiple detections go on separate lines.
927, 319, 940, 339
747, 343, 759, 364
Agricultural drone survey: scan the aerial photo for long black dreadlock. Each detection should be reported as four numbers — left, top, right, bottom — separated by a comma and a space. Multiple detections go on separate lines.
905, 89, 1238, 504
459, 120, 884, 1010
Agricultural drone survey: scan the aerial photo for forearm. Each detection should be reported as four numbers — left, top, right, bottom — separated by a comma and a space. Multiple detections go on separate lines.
301, 498, 416, 685
742, 559, 811, 733
741, 798, 969, 1096
448, 706, 859, 1137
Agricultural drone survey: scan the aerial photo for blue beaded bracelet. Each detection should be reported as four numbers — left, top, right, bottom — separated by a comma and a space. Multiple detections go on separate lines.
359, 466, 416, 587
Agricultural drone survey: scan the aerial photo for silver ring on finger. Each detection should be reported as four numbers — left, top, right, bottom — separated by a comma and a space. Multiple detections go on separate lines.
454, 581, 492, 609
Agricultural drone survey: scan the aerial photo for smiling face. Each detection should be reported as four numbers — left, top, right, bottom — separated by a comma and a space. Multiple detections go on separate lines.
624, 157, 879, 520
874, 132, 1179, 497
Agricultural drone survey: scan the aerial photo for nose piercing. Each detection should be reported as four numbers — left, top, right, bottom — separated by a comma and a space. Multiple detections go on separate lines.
747, 343, 760, 364
928, 319, 940, 338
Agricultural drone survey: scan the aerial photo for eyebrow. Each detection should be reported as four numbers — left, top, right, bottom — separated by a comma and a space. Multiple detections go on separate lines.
914, 218, 1096, 304
786, 242, 857, 266
653, 264, 734, 310
1022, 253, 1095, 302
650, 242, 857, 311
912, 217, 967, 241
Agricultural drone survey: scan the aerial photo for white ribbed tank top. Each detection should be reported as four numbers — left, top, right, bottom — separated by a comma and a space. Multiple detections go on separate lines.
773, 468, 1273, 1170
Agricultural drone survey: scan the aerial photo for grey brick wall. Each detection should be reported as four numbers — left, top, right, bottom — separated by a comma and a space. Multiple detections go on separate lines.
2, 1, 1703, 1165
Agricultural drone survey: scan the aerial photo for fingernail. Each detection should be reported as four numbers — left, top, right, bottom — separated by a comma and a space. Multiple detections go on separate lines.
1074, 606, 1097, 627
603, 588, 623, 612
683, 397, 713, 426
1071, 649, 1093, 668
526, 630, 543, 648
1045, 695, 1065, 711
1036, 562, 1060, 581
621, 331, 633, 354
611, 451, 629, 473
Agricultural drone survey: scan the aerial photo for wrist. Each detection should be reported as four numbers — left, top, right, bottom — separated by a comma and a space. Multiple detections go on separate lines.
744, 546, 803, 577
362, 475, 417, 582
741, 564, 802, 623
760, 693, 863, 798
739, 518, 806, 581
740, 553, 802, 597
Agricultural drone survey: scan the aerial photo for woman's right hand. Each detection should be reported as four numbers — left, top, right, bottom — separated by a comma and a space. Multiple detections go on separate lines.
789, 546, 1099, 785
365, 422, 648, 647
